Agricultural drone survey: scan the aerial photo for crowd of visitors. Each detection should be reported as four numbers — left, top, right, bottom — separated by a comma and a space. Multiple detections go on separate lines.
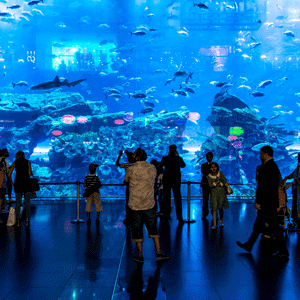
0, 143, 297, 261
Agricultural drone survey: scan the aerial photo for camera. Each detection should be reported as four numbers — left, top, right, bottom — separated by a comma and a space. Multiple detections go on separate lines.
122, 150, 126, 154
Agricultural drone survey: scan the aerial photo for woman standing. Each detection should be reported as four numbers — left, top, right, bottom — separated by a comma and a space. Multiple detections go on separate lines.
8, 151, 33, 226
207, 162, 229, 229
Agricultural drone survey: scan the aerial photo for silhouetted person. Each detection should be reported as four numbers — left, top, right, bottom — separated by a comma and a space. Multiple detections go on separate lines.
201, 152, 215, 218
124, 148, 169, 263
284, 153, 300, 223
1, 148, 13, 203
160, 145, 186, 225
237, 146, 289, 259
8, 151, 33, 227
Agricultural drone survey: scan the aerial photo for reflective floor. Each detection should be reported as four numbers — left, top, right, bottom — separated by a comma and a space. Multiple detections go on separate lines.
0, 201, 300, 300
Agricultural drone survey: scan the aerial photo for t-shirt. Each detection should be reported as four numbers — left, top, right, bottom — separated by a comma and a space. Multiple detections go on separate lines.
124, 161, 156, 211
84, 174, 101, 194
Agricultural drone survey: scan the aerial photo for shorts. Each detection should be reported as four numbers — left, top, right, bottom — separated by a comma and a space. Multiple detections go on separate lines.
86, 192, 103, 212
129, 207, 159, 242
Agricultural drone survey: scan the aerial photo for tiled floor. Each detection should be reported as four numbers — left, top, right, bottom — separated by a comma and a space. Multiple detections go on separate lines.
0, 201, 299, 300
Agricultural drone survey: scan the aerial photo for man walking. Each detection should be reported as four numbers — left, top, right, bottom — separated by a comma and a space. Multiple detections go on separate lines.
200, 152, 215, 218
124, 148, 169, 263
236, 145, 289, 258
160, 145, 186, 225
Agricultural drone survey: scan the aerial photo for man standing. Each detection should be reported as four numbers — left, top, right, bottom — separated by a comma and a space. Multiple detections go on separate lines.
200, 152, 214, 219
283, 153, 300, 223
124, 148, 169, 263
236, 146, 289, 258
160, 145, 186, 225
0, 148, 13, 203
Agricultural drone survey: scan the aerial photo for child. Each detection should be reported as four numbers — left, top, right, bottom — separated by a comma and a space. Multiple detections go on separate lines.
84, 164, 103, 225
0, 162, 7, 224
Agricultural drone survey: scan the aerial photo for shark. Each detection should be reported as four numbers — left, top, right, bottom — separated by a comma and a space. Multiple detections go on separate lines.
30, 76, 86, 90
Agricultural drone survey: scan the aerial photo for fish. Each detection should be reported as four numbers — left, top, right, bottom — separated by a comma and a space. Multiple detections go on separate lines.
140, 107, 153, 114
173, 71, 193, 81
12, 81, 29, 88
273, 105, 282, 109
177, 30, 189, 37
98, 24, 110, 28
276, 15, 286, 20
149, 28, 157, 31
7, 5, 21, 9
237, 85, 251, 91
105, 93, 122, 99
147, 13, 154, 17
0, 11, 12, 17
32, 8, 44, 15
0, 17, 16, 24
117, 76, 127, 80
216, 82, 227, 88
283, 30, 295, 37
130, 31, 146, 36
30, 76, 86, 90
180, 85, 195, 93
250, 42, 261, 50
250, 91, 264, 97
172, 89, 188, 96
152, 69, 168, 75
279, 77, 288, 81
165, 79, 173, 86
28, 0, 43, 6
127, 93, 147, 99
295, 93, 300, 97
256, 80, 272, 88
210, 81, 219, 85
193, 2, 209, 9
239, 77, 248, 82
242, 54, 252, 60
144, 100, 155, 108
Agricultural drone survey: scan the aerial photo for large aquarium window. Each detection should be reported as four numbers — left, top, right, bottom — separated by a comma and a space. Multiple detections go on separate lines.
0, 0, 299, 200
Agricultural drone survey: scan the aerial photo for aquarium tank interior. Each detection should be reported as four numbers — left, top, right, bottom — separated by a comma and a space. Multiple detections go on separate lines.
0, 0, 300, 200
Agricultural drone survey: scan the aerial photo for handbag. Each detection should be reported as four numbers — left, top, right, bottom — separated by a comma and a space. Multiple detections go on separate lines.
226, 185, 233, 195
29, 178, 40, 192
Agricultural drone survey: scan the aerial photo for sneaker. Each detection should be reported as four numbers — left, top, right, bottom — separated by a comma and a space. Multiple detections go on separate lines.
236, 241, 252, 253
156, 253, 169, 260
132, 255, 144, 263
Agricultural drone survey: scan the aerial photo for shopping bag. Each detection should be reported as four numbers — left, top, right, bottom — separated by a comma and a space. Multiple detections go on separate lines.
7, 207, 16, 226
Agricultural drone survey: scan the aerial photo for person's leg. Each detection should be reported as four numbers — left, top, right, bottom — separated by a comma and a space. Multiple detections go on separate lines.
125, 185, 129, 220
15, 193, 22, 222
130, 210, 144, 257
212, 210, 217, 227
94, 193, 102, 221
202, 186, 210, 217
268, 211, 288, 254
152, 236, 162, 254
163, 183, 171, 219
172, 184, 183, 221
247, 213, 265, 246
7, 181, 12, 201
24, 192, 31, 220
86, 198, 92, 222
219, 208, 224, 225
157, 190, 163, 214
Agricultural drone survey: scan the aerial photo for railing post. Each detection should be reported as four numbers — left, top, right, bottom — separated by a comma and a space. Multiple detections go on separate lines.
185, 181, 196, 223
71, 181, 85, 224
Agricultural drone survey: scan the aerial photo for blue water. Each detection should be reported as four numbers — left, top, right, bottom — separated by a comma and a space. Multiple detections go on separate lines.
0, 0, 299, 198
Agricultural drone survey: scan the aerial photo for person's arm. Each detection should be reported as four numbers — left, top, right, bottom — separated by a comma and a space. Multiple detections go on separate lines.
83, 177, 87, 188
28, 161, 33, 177
179, 156, 186, 168
97, 177, 102, 188
284, 166, 298, 182
207, 175, 216, 188
115, 151, 123, 167
220, 171, 228, 187
8, 161, 15, 186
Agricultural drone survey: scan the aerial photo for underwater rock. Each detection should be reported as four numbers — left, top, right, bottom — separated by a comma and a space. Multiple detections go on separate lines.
197, 93, 295, 191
